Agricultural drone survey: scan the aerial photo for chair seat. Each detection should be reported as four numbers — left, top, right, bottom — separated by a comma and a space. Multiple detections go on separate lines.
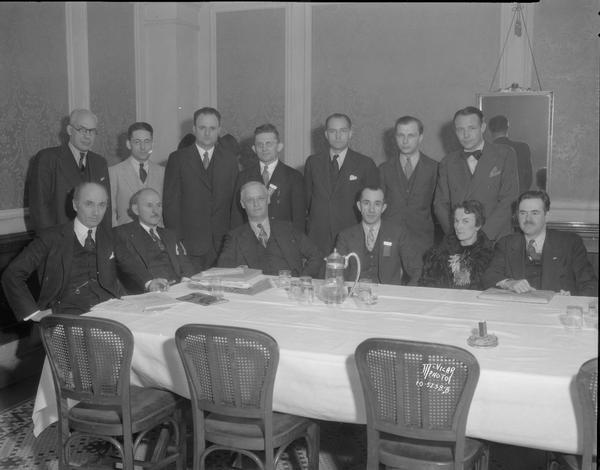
205, 411, 312, 450
69, 386, 181, 436
380, 435, 486, 470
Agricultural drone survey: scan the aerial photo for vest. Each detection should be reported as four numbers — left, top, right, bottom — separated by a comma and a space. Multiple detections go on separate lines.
253, 234, 292, 276
523, 249, 543, 290
57, 238, 112, 315
362, 234, 381, 283
141, 231, 178, 282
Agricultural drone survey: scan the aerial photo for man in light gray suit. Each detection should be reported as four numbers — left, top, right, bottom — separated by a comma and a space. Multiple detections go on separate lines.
108, 122, 165, 226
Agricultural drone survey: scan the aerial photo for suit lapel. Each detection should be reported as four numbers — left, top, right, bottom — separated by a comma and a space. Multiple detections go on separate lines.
59, 223, 75, 298
189, 145, 211, 190
449, 154, 472, 200
158, 227, 181, 275
315, 154, 334, 197
540, 231, 559, 290
468, 143, 496, 196
59, 146, 84, 189
96, 225, 113, 284
507, 235, 526, 280
124, 160, 141, 193
335, 150, 357, 194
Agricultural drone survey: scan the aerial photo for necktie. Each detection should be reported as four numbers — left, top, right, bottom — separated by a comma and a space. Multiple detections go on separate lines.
464, 150, 482, 160
149, 228, 166, 251
202, 151, 210, 169
79, 152, 86, 172
366, 227, 376, 251
139, 162, 147, 183
330, 154, 340, 186
527, 239, 540, 262
84, 229, 95, 251
257, 223, 268, 248
403, 156, 413, 179
262, 165, 270, 186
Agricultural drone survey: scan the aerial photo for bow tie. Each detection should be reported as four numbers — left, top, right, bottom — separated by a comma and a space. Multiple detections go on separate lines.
464, 150, 482, 160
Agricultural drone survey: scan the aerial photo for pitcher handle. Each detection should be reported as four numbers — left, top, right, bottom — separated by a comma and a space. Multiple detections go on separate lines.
345, 252, 361, 296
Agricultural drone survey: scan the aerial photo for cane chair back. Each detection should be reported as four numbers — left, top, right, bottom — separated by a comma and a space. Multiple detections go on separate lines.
355, 338, 488, 470
176, 324, 319, 470
576, 357, 597, 470
40, 314, 185, 470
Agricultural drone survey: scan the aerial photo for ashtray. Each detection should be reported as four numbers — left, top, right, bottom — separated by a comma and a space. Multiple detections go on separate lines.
559, 314, 583, 330
467, 334, 498, 348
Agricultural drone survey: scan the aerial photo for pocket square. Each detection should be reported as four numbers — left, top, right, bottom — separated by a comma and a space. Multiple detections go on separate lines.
109, 252, 115, 260
349, 174, 358, 181
489, 166, 501, 178
100, 176, 106, 182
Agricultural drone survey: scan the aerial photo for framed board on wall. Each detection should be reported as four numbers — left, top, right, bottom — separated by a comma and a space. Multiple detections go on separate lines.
477, 91, 554, 195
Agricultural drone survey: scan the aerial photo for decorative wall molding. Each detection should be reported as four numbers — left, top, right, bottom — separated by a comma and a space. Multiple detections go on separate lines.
0, 209, 28, 236
65, 2, 90, 110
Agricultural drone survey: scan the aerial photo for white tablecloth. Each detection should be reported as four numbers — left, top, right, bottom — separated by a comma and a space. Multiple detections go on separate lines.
32, 281, 598, 453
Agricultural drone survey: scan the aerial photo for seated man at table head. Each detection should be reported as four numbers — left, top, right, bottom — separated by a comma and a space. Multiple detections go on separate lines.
419, 200, 494, 290
218, 181, 322, 277
113, 188, 196, 293
335, 186, 422, 285
1, 182, 151, 322
230, 123, 306, 233
483, 190, 597, 296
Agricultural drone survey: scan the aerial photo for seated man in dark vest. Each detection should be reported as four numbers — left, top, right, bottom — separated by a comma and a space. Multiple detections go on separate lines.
483, 190, 597, 296
217, 181, 322, 277
335, 186, 422, 285
1, 182, 153, 322
114, 188, 196, 292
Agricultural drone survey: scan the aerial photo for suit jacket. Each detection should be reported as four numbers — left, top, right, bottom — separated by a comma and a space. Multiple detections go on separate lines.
482, 229, 598, 296
434, 141, 518, 241
379, 152, 438, 258
217, 220, 322, 277
0, 222, 146, 321
28, 145, 111, 232
108, 157, 165, 226
494, 136, 533, 194
113, 222, 196, 292
163, 141, 239, 263
304, 149, 379, 256
335, 220, 422, 286
230, 160, 306, 233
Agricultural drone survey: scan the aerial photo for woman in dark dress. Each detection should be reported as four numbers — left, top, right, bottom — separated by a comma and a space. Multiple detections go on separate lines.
419, 200, 494, 290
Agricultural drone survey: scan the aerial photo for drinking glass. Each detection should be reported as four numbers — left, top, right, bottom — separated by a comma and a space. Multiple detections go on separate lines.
209, 278, 224, 299
278, 270, 292, 290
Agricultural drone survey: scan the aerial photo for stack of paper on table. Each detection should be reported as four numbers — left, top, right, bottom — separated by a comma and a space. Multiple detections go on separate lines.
191, 267, 264, 289
478, 287, 555, 304
92, 293, 179, 313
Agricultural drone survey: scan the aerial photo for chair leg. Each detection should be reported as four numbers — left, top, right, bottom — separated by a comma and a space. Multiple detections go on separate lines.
306, 422, 320, 470
176, 408, 187, 470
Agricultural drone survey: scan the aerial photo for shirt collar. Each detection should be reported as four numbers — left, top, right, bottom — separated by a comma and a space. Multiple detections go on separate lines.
139, 220, 159, 235
196, 144, 215, 160
329, 148, 348, 167
129, 155, 148, 171
362, 220, 381, 238
250, 219, 270, 238
525, 228, 547, 252
261, 159, 278, 173
73, 217, 96, 246
464, 142, 485, 153
68, 142, 86, 165
400, 152, 420, 165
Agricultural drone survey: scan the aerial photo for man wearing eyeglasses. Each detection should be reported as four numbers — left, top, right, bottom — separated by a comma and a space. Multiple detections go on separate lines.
28, 108, 111, 232
108, 122, 165, 226
304, 113, 379, 257
230, 123, 305, 233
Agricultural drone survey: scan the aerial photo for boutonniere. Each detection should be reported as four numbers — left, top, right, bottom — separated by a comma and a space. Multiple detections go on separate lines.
176, 242, 187, 256
268, 184, 278, 198
349, 174, 358, 181
489, 166, 501, 178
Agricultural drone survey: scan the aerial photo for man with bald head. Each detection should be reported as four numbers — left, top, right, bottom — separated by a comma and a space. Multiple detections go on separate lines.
114, 188, 196, 293
2, 183, 153, 322
28, 109, 111, 232
218, 181, 322, 277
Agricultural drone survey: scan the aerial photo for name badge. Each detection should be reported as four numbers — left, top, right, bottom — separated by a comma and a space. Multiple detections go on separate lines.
382, 241, 392, 257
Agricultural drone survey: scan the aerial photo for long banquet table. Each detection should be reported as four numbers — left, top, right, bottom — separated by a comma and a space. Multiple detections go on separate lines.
32, 280, 597, 454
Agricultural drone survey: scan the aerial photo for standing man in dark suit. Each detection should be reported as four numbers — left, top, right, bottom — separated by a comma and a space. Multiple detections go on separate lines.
109, 122, 165, 227
231, 123, 305, 232
163, 107, 239, 272
488, 115, 533, 194
379, 116, 438, 262
483, 190, 597, 296
114, 188, 195, 293
1, 183, 156, 322
335, 187, 422, 286
219, 182, 321, 277
304, 113, 379, 256
28, 109, 111, 232
434, 107, 519, 242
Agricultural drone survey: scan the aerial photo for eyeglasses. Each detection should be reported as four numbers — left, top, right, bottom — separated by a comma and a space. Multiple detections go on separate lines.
71, 125, 97, 136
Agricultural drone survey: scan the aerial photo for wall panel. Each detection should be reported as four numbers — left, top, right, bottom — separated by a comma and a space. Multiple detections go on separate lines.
88, 2, 136, 166
216, 8, 285, 159
0, 3, 68, 211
